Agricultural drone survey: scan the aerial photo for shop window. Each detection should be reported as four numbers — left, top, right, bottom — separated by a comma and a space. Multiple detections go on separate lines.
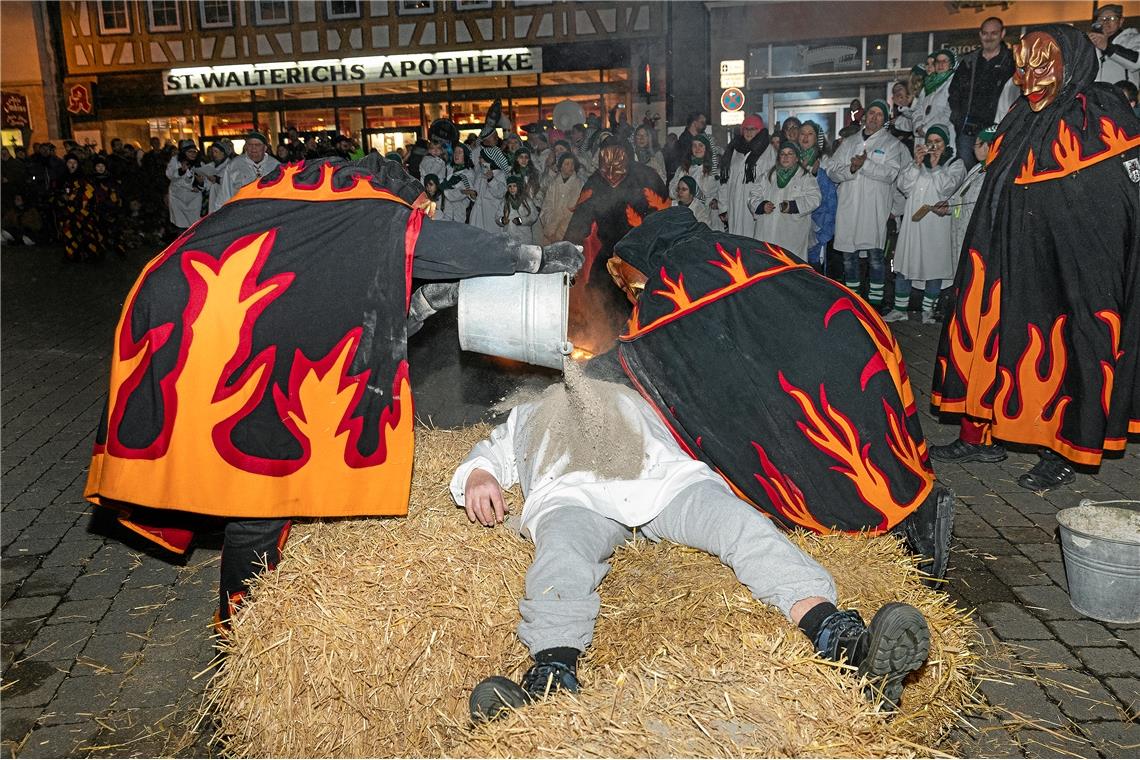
147, 0, 180, 31
772, 39, 862, 77
748, 45, 770, 79
510, 74, 538, 87
363, 81, 421, 95
199, 0, 233, 28
97, 0, 131, 34
276, 85, 336, 100
540, 71, 600, 86
865, 36, 889, 71
203, 112, 256, 137
326, 0, 360, 20
254, 0, 290, 25
450, 74, 508, 91
901, 32, 932, 69
197, 91, 251, 104
397, 0, 434, 15
456, 0, 493, 9
603, 70, 630, 83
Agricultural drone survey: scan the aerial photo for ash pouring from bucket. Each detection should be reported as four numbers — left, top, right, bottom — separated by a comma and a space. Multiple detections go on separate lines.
521, 357, 646, 481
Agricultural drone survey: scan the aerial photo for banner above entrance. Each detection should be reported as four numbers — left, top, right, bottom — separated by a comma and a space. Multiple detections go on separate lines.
163, 47, 543, 95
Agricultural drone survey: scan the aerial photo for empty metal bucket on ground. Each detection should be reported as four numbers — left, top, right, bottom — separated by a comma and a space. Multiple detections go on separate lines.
457, 271, 572, 370
1055, 501, 1140, 624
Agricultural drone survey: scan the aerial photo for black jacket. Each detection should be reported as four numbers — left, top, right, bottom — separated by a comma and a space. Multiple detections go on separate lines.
949, 44, 1015, 134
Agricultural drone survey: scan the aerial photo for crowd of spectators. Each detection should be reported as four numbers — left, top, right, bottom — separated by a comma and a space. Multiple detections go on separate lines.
4, 5, 1137, 285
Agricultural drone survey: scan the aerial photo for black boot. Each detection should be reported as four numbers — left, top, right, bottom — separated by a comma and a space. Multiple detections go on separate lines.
813, 604, 930, 710
893, 487, 954, 586
469, 649, 581, 722
929, 437, 1007, 463
1017, 449, 1075, 491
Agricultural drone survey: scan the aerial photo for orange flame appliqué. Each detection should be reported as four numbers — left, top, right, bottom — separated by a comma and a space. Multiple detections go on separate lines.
230, 161, 412, 205
991, 316, 1070, 441
777, 372, 928, 531
625, 205, 644, 228
1095, 310, 1122, 417
96, 230, 414, 517
938, 249, 1002, 411
1016, 117, 1140, 185
623, 243, 807, 339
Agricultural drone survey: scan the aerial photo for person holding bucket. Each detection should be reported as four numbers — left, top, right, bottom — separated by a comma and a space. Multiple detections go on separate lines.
83, 153, 586, 632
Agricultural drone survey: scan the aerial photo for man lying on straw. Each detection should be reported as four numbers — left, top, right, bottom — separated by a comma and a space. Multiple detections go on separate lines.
451, 362, 932, 720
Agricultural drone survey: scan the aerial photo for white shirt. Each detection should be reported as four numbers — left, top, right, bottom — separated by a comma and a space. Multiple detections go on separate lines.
449, 385, 727, 538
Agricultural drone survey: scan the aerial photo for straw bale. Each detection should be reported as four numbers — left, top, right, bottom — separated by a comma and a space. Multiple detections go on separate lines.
205, 425, 983, 758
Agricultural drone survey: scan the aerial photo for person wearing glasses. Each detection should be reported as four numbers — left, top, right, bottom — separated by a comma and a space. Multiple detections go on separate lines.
1089, 4, 1140, 86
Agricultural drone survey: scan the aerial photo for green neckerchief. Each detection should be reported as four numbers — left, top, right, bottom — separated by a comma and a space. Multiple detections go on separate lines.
689, 156, 706, 167
923, 68, 953, 95
775, 164, 798, 188
798, 146, 819, 168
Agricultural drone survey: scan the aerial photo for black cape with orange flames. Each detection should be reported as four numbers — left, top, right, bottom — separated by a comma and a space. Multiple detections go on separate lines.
564, 158, 669, 354
932, 24, 1140, 465
614, 208, 934, 533
85, 157, 521, 538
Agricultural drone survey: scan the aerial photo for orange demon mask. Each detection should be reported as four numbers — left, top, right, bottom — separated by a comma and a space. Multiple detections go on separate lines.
598, 144, 629, 187
1014, 32, 1063, 112
606, 255, 647, 304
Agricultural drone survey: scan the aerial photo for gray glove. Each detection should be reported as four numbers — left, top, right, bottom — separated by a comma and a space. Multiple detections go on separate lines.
407, 281, 459, 337
538, 242, 586, 275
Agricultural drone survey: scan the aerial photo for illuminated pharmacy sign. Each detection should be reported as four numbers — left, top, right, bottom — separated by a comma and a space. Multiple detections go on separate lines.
163, 47, 542, 94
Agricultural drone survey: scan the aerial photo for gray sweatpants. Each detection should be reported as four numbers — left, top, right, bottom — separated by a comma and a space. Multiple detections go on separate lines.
518, 480, 837, 655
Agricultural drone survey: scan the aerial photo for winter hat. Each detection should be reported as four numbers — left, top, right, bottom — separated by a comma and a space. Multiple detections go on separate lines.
692, 134, 712, 153
177, 139, 196, 151
505, 174, 523, 187
741, 114, 765, 130
384, 151, 402, 162
778, 141, 801, 158
976, 124, 999, 144
245, 130, 269, 146
677, 175, 698, 197
924, 124, 955, 165
422, 173, 440, 186
866, 99, 891, 122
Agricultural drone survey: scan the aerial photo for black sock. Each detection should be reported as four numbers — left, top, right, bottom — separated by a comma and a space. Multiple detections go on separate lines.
797, 601, 839, 642
533, 647, 581, 670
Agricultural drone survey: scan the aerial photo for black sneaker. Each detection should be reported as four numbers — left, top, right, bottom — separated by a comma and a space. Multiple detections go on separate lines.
895, 487, 954, 586
469, 661, 580, 722
928, 438, 1007, 464
814, 603, 931, 710
1017, 451, 1075, 492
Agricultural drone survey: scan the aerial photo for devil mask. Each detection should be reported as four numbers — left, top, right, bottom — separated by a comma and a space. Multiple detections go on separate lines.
1014, 31, 1063, 112
598, 140, 630, 187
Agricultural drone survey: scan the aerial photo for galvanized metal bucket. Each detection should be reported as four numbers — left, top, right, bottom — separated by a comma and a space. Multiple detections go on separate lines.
457, 271, 572, 370
1055, 502, 1140, 624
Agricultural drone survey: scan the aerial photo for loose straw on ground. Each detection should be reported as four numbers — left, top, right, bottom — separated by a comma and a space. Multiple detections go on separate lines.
204, 425, 988, 758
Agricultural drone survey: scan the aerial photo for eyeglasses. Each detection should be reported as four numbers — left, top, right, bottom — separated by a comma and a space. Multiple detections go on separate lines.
1098, 14, 1121, 22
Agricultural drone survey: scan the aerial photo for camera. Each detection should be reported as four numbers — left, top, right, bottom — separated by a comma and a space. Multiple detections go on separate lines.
1091, 20, 1104, 32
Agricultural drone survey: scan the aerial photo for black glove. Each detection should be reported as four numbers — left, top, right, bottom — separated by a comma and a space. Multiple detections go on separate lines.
406, 281, 459, 337
538, 241, 585, 275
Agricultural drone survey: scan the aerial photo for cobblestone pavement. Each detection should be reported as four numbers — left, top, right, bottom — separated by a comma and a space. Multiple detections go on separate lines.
2, 243, 1138, 758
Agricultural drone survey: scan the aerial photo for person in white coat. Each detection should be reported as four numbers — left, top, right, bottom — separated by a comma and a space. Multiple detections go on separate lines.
942, 125, 997, 270
217, 131, 280, 208
747, 143, 822, 258
885, 125, 967, 325
669, 134, 719, 212
719, 114, 773, 236
497, 175, 539, 244
672, 175, 713, 228
538, 153, 584, 244
1090, 4, 1140, 86
165, 140, 204, 232
438, 142, 476, 224
905, 50, 958, 147
470, 132, 510, 233
201, 140, 234, 215
455, 370, 932, 721
630, 124, 667, 184
824, 100, 906, 307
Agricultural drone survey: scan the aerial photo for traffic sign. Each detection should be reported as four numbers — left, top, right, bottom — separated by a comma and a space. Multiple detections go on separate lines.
720, 87, 745, 112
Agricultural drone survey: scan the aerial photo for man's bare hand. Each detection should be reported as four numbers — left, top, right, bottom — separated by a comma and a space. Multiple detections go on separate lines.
464, 468, 507, 527
1088, 31, 1108, 51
